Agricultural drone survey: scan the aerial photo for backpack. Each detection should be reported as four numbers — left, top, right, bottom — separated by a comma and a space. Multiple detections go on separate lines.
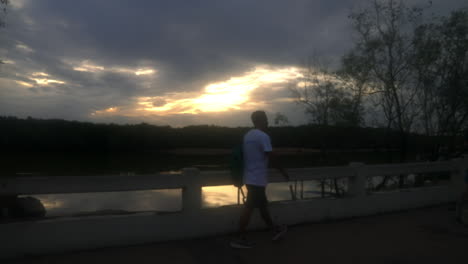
230, 144, 246, 204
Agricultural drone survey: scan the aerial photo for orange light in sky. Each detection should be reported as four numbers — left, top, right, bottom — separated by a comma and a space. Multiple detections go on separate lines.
70, 60, 156, 77
91, 107, 119, 116
135, 69, 155, 76
15, 80, 33, 87
91, 65, 303, 119
32, 72, 50, 77
137, 65, 303, 115
30, 78, 65, 85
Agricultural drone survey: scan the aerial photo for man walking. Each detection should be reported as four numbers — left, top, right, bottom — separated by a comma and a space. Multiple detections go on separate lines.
230, 110, 289, 249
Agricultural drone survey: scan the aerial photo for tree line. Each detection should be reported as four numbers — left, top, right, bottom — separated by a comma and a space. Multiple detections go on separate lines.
0, 116, 447, 159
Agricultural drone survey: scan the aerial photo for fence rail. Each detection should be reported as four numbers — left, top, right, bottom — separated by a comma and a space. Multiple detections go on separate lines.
0, 158, 466, 259
1, 159, 462, 196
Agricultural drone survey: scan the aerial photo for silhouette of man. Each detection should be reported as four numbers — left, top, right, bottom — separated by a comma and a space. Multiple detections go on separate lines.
230, 110, 289, 249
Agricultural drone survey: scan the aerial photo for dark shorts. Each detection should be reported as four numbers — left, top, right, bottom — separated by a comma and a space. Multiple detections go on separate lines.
245, 184, 268, 208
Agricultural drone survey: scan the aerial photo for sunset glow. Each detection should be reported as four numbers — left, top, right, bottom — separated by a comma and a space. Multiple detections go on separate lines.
91, 107, 119, 116
32, 72, 50, 77
15, 80, 33, 87
16, 43, 34, 53
133, 66, 303, 115
31, 78, 65, 86
70, 60, 156, 77
3, 0, 465, 127
74, 65, 104, 72
135, 69, 155, 76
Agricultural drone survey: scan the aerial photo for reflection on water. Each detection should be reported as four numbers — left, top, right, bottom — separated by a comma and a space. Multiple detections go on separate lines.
11, 170, 452, 219
13, 172, 449, 218
23, 177, 406, 217
25, 182, 325, 217
202, 181, 324, 208
202, 185, 242, 208
25, 176, 424, 217
29, 189, 182, 217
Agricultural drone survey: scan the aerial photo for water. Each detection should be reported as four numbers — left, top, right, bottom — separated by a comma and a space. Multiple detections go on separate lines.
25, 181, 327, 217
19, 174, 442, 218
32, 189, 182, 217
202, 182, 325, 208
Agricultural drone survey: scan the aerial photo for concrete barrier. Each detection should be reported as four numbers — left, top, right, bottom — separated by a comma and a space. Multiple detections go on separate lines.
0, 158, 466, 259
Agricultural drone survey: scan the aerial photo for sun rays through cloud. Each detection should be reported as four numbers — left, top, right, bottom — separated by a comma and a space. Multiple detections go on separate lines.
2, 0, 465, 127
91, 65, 303, 118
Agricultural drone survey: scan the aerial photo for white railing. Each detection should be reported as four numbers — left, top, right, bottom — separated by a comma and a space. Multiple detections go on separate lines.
0, 158, 466, 259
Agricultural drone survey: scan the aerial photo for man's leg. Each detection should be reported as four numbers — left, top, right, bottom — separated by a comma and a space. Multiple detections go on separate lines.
238, 206, 254, 237
260, 204, 288, 240
258, 188, 288, 240
238, 185, 256, 236
259, 205, 274, 229
231, 187, 256, 249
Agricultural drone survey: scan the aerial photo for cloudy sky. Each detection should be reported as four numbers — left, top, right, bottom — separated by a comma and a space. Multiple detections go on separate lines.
0, 0, 466, 127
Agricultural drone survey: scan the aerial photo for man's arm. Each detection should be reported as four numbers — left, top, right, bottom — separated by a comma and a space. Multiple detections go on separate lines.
266, 151, 289, 181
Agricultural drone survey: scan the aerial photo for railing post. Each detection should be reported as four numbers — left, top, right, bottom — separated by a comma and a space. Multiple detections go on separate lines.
348, 162, 366, 197
451, 157, 468, 195
182, 168, 202, 213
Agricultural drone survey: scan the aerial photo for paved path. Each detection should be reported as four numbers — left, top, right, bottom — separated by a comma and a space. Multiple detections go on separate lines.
5, 205, 468, 264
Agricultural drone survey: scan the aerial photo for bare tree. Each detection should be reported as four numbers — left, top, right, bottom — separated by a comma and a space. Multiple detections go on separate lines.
291, 58, 364, 197
343, 0, 434, 189
345, 0, 428, 165
413, 9, 468, 154
291, 58, 365, 127
273, 112, 290, 126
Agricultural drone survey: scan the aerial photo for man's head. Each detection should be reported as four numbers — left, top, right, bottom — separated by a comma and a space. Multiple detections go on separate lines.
251, 110, 268, 131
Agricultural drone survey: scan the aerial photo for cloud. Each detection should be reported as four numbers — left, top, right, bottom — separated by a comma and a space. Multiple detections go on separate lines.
151, 98, 167, 107
15, 43, 34, 53
89, 65, 303, 122
1, 0, 467, 126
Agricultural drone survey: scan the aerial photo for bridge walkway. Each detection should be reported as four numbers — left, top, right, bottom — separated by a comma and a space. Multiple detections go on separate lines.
5, 205, 468, 264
